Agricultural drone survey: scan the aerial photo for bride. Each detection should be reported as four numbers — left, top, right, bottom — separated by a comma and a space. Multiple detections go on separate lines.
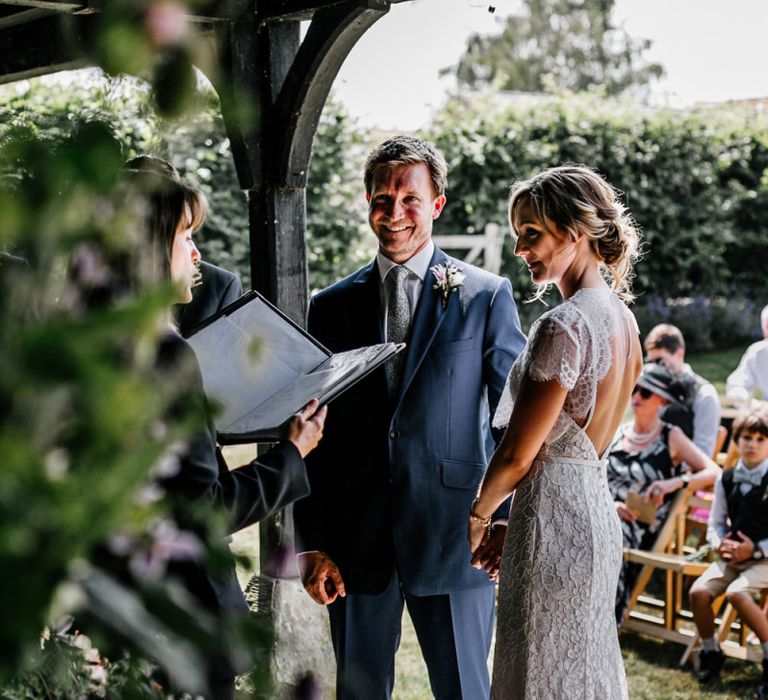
468, 165, 642, 699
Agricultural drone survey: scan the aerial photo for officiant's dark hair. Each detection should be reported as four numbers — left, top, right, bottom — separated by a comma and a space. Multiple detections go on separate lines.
732, 405, 768, 442
124, 154, 180, 182
121, 167, 207, 279
509, 164, 643, 302
66, 168, 206, 310
364, 135, 448, 198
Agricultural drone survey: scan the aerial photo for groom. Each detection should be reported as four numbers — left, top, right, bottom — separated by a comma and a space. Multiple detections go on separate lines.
294, 136, 525, 699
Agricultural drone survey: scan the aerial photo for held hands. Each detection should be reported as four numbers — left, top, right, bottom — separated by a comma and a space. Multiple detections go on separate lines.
286, 399, 328, 458
718, 531, 755, 564
297, 551, 346, 605
470, 525, 506, 582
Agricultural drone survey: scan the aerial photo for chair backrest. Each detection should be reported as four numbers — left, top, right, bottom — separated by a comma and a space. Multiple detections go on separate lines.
718, 435, 740, 469
712, 425, 727, 460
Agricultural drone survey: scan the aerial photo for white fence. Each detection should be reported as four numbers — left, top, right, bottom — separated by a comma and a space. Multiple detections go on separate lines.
433, 223, 505, 275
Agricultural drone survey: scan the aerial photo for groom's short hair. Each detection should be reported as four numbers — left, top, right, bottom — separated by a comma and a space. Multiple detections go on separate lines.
364, 135, 448, 198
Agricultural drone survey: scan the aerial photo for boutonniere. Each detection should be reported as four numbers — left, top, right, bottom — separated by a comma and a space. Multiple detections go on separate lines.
430, 262, 465, 309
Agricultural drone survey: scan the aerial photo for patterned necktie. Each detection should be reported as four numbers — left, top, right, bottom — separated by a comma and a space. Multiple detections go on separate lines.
385, 265, 410, 394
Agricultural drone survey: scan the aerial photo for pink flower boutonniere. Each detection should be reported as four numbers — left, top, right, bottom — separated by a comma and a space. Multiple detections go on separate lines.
430, 262, 465, 309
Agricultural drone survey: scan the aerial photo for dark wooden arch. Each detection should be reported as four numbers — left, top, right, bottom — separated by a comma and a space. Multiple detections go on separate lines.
0, 0, 409, 318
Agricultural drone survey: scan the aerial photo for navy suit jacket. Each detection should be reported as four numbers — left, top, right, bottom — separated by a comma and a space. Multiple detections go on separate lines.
176, 261, 242, 337
294, 247, 525, 596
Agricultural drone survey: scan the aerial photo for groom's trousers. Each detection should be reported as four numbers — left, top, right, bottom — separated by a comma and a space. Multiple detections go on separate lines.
327, 570, 495, 700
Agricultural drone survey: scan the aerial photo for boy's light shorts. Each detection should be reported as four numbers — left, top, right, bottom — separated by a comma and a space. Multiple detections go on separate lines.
690, 559, 768, 597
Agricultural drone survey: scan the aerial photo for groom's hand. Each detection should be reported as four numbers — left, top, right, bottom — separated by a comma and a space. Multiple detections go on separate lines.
298, 551, 346, 605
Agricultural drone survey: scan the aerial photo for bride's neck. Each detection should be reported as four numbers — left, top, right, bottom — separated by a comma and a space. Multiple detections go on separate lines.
557, 259, 607, 300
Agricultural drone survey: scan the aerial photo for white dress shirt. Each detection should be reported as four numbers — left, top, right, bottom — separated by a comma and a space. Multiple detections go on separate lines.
726, 339, 768, 402
680, 363, 721, 459
707, 457, 768, 556
376, 241, 435, 338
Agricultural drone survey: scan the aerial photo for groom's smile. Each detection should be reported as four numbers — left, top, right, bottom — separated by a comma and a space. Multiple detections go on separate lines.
366, 162, 446, 264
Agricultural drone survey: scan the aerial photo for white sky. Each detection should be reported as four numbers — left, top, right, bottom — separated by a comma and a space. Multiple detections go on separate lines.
331, 0, 768, 130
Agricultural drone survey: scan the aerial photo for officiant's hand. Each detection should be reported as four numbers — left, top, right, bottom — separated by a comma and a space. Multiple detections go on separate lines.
470, 524, 506, 582
298, 551, 346, 605
287, 399, 328, 458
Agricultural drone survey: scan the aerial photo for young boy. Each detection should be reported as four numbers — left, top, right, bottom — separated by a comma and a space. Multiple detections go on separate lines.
689, 405, 768, 695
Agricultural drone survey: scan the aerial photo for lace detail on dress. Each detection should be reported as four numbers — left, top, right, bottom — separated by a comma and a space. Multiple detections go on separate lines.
490, 287, 633, 699
492, 454, 628, 699
493, 288, 619, 434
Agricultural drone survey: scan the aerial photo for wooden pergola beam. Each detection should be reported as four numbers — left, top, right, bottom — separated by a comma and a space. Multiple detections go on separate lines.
0, 13, 89, 85
0, 1, 89, 10
276, 2, 390, 187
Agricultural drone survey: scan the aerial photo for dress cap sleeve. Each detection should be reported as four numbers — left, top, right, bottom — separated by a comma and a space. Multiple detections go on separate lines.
526, 314, 582, 391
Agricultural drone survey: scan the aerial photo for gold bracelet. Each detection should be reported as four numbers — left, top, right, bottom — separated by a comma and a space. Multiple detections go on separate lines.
469, 499, 492, 530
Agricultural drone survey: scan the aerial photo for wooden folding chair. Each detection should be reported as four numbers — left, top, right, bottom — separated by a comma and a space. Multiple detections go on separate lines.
679, 594, 768, 666
621, 426, 735, 645
717, 434, 740, 469
621, 490, 711, 641
712, 425, 728, 464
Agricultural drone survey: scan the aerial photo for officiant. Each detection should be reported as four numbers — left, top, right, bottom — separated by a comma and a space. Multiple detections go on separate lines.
71, 164, 327, 700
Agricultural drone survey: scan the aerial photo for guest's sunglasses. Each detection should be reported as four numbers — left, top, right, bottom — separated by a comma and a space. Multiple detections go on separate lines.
632, 386, 653, 400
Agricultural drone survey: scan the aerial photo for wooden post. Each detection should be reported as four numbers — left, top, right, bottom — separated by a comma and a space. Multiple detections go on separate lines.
213, 2, 394, 693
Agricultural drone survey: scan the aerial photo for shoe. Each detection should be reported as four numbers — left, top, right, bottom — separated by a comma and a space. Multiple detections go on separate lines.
696, 649, 724, 683
753, 658, 768, 699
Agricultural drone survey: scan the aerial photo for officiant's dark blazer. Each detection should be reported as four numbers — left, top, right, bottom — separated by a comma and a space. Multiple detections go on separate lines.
175, 261, 242, 337
157, 333, 309, 682
294, 247, 525, 596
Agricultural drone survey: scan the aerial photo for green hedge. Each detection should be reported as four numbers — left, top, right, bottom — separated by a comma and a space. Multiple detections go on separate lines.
429, 92, 768, 341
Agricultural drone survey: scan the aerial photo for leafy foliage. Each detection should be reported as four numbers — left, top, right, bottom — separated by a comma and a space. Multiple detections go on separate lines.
306, 97, 371, 293
429, 92, 768, 343
448, 0, 664, 96
0, 10, 278, 697
1, 74, 368, 294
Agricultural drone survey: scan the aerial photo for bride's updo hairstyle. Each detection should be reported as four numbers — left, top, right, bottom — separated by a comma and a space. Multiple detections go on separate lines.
509, 164, 643, 301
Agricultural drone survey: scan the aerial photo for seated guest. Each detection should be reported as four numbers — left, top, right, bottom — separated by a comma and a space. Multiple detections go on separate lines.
644, 323, 721, 459
689, 405, 768, 695
123, 155, 243, 336
726, 304, 768, 403
608, 362, 721, 624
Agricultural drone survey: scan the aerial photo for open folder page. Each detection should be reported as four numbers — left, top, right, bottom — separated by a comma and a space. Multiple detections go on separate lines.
184, 291, 403, 443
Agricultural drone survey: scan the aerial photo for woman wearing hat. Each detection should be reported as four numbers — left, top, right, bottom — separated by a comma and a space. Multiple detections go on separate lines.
607, 361, 721, 624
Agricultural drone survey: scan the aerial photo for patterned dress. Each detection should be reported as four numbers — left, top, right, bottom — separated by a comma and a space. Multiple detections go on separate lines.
491, 287, 635, 700
606, 423, 679, 623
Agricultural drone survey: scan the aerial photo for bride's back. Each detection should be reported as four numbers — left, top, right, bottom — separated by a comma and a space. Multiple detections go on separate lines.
584, 295, 642, 457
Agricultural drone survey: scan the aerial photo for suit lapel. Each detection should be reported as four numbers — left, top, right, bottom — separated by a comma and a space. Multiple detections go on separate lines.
396, 248, 452, 404
350, 260, 385, 347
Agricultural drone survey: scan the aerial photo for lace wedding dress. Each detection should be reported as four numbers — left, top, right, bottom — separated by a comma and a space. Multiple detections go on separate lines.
491, 287, 636, 700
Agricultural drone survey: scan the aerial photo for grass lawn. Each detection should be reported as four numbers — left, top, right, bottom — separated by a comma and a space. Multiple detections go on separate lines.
687, 346, 747, 397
